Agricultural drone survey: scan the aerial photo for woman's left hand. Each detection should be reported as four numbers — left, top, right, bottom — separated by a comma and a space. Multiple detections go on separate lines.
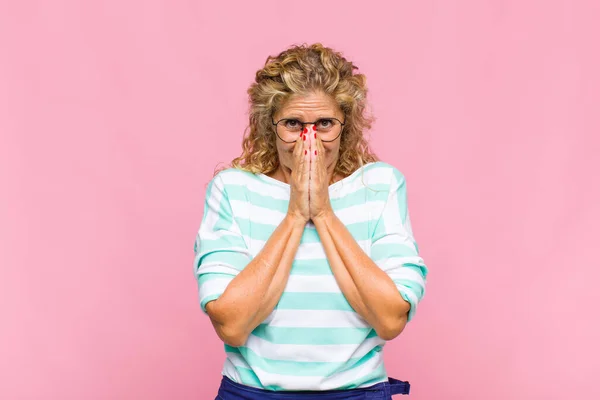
309, 129, 333, 221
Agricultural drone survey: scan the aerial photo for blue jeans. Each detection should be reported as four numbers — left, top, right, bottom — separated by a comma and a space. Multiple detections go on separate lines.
215, 376, 410, 399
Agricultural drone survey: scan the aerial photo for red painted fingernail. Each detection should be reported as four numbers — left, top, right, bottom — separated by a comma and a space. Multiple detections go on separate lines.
314, 133, 317, 139
312, 125, 317, 131
304, 150, 307, 155
314, 150, 317, 155
303, 135, 306, 141
303, 127, 308, 134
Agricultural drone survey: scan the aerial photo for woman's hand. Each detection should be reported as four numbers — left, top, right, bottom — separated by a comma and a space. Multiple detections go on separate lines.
309, 129, 333, 221
286, 129, 311, 224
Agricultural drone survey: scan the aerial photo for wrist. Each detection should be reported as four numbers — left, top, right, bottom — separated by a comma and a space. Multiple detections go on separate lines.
311, 208, 335, 225
285, 212, 308, 228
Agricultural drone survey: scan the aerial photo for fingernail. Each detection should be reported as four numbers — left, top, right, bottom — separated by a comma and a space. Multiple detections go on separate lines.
303, 135, 306, 141
315, 150, 317, 155
303, 127, 308, 134
314, 133, 317, 139
312, 125, 317, 131
304, 150, 307, 155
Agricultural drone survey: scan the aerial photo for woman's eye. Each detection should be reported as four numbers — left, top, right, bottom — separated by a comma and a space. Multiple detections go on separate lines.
285, 120, 300, 128
318, 119, 332, 128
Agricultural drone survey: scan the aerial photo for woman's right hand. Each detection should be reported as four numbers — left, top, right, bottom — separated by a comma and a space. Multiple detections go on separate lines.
287, 129, 310, 224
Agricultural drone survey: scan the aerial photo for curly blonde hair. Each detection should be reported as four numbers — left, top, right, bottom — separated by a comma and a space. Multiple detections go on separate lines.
216, 43, 378, 178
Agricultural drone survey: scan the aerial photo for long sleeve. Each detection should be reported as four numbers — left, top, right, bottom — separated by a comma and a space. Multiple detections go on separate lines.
370, 167, 428, 322
193, 173, 252, 314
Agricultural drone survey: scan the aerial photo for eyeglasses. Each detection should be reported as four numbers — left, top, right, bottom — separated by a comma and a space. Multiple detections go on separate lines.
272, 117, 345, 143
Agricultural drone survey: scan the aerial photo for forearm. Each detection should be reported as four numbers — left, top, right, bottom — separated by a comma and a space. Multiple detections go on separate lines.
312, 212, 410, 340
207, 214, 305, 345
248, 215, 305, 330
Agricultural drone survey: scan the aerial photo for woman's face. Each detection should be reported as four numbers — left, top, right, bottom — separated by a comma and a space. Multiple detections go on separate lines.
272, 91, 344, 176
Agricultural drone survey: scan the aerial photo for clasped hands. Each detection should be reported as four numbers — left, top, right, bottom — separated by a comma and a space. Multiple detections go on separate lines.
287, 125, 334, 224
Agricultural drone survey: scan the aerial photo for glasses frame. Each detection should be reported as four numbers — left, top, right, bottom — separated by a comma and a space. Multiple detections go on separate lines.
271, 116, 346, 143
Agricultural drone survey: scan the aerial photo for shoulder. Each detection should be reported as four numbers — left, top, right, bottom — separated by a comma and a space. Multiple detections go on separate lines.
201, 168, 257, 208
206, 167, 258, 193
360, 161, 406, 187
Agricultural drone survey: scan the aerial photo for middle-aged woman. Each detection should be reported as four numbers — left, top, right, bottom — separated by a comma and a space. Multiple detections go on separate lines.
193, 43, 428, 399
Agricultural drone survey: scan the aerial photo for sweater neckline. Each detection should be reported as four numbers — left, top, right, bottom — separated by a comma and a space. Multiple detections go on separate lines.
256, 162, 375, 191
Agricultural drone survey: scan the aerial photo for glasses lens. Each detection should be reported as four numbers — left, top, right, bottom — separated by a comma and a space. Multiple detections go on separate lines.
316, 119, 342, 141
276, 119, 302, 142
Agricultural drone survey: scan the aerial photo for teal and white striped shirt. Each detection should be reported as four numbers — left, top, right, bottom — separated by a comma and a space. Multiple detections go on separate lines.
193, 161, 427, 391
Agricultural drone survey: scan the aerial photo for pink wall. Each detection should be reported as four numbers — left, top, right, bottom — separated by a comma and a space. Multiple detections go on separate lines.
1, 1, 599, 399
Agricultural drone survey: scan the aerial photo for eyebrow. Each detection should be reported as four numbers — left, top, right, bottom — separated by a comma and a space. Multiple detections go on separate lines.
280, 115, 336, 120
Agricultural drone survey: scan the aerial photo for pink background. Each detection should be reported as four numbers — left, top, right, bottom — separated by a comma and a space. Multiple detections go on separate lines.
1, 1, 599, 399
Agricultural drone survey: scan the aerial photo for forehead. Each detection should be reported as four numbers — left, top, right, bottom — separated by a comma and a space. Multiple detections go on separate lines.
277, 91, 342, 119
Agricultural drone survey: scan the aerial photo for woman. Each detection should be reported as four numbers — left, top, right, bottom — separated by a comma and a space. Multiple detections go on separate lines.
193, 43, 428, 399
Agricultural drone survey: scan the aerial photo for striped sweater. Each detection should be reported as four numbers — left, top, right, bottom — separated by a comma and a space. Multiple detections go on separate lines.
193, 161, 428, 391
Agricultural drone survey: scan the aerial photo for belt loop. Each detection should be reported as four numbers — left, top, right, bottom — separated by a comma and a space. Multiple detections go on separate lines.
387, 377, 411, 396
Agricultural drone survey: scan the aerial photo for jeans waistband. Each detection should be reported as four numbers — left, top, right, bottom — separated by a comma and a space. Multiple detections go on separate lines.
217, 375, 410, 399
